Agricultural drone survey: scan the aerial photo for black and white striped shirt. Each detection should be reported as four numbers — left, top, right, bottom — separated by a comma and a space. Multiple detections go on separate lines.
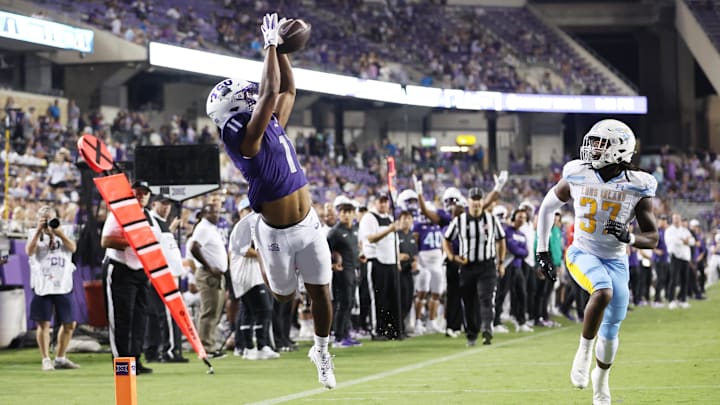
444, 211, 505, 263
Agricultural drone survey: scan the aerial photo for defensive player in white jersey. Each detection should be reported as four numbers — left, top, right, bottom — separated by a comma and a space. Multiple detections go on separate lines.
535, 119, 659, 405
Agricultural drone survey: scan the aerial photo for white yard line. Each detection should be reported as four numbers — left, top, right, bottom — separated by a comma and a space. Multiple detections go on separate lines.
315, 384, 717, 401
324, 385, 720, 395
248, 330, 565, 405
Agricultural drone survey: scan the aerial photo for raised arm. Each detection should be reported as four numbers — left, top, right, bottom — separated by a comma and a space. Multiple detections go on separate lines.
275, 53, 296, 128
413, 174, 443, 225
243, 13, 283, 157
480, 170, 509, 211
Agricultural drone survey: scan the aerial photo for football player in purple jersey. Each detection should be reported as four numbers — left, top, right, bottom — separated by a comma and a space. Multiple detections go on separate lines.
397, 189, 445, 334
206, 13, 335, 389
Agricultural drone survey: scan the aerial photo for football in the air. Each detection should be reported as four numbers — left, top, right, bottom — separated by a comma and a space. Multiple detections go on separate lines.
277, 19, 312, 54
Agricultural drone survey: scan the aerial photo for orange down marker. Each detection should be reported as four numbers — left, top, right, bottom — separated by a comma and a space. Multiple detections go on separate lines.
114, 357, 137, 405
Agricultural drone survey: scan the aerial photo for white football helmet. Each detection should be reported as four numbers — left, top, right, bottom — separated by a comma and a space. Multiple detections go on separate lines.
397, 189, 419, 211
206, 78, 259, 128
492, 205, 508, 220
442, 187, 464, 210
580, 119, 636, 169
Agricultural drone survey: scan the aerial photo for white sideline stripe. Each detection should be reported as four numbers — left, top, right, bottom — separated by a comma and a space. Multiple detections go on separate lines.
248, 329, 565, 405
330, 385, 720, 395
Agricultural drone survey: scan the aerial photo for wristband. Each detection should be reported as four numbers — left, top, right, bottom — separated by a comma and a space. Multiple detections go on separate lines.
629, 233, 636, 246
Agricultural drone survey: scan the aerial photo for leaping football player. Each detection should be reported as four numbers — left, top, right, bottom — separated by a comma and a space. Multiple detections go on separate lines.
205, 13, 335, 389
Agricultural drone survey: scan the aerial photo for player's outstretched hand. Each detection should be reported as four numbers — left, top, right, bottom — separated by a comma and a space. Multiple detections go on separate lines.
604, 219, 630, 243
412, 174, 423, 197
261, 13, 286, 49
493, 170, 508, 193
535, 251, 556, 282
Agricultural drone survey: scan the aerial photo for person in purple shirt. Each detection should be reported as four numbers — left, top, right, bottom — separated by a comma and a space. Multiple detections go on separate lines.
205, 13, 335, 389
494, 209, 530, 332
689, 219, 707, 299
652, 215, 670, 307
627, 234, 641, 306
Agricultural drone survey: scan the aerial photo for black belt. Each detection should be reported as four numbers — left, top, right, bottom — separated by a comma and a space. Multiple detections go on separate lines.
104, 257, 143, 271
468, 258, 495, 266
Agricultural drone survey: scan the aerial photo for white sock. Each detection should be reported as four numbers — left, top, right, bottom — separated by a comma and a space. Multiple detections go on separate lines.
594, 366, 610, 378
579, 335, 594, 354
43, 357, 51, 361
55, 356, 66, 363
596, 336, 619, 364
314, 335, 329, 353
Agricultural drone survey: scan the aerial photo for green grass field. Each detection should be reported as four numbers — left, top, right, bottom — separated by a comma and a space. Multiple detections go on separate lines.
1, 285, 719, 405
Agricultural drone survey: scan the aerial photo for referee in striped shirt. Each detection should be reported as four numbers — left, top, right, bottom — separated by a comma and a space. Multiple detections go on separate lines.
444, 187, 506, 346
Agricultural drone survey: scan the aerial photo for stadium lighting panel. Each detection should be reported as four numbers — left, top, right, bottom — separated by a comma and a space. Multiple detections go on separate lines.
148, 42, 647, 114
0, 11, 94, 53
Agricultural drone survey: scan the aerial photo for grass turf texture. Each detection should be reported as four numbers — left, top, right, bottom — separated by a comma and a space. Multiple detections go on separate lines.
1, 285, 718, 405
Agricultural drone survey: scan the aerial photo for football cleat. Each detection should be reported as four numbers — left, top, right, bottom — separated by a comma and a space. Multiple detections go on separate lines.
570, 345, 593, 388
308, 346, 336, 389
591, 367, 611, 405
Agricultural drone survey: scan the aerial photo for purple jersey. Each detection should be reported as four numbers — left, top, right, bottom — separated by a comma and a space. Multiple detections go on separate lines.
436, 208, 460, 254
413, 222, 443, 251
222, 112, 307, 213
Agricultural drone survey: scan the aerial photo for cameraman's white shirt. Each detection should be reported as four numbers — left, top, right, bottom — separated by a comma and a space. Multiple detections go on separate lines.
28, 225, 76, 296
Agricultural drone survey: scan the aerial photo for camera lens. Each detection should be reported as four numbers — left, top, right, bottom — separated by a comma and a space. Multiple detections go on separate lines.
48, 218, 60, 229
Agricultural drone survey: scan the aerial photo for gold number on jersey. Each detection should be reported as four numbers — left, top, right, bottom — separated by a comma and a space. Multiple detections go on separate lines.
579, 197, 621, 234
579, 197, 597, 233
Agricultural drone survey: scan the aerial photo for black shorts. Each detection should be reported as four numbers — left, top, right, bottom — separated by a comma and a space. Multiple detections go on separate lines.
30, 292, 75, 324
49, 181, 68, 189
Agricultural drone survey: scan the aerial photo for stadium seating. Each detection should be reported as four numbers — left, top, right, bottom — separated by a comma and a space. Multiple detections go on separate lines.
28, 0, 622, 94
685, 0, 720, 51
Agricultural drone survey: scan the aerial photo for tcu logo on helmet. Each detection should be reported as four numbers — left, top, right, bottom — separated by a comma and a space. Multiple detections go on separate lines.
206, 79, 259, 127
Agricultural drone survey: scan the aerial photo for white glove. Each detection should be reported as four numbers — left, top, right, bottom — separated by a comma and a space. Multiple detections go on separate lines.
261, 13, 286, 49
492, 170, 508, 193
412, 174, 423, 197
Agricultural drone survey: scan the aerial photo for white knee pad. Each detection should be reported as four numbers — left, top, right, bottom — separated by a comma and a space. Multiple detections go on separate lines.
595, 336, 619, 364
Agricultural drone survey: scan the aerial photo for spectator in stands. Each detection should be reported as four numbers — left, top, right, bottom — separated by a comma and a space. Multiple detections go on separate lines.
67, 99, 80, 132
26, 205, 79, 371
47, 99, 60, 123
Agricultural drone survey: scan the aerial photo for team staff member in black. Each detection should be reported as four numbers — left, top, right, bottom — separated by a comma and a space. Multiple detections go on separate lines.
358, 192, 399, 340
327, 196, 361, 348
101, 180, 154, 374
397, 210, 418, 338
444, 187, 506, 346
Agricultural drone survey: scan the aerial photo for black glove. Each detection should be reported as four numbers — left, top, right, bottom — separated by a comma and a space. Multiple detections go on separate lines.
604, 219, 630, 243
536, 252, 556, 282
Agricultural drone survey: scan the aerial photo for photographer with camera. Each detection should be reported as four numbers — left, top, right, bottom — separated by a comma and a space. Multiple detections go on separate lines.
26, 205, 80, 371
